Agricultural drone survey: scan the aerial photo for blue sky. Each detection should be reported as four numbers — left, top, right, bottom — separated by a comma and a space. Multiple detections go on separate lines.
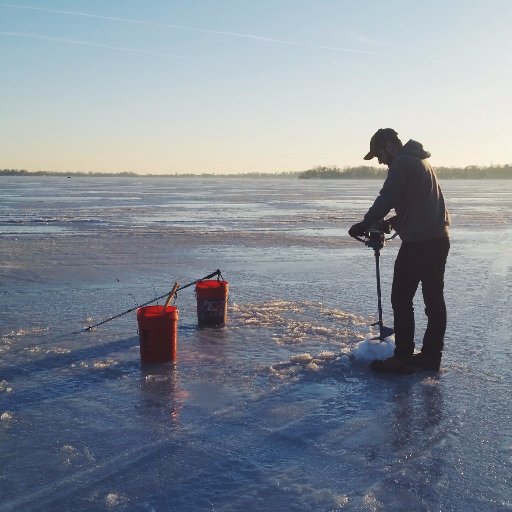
1, 1, 511, 173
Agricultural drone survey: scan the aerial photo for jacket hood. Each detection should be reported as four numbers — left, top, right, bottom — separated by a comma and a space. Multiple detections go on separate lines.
400, 139, 431, 160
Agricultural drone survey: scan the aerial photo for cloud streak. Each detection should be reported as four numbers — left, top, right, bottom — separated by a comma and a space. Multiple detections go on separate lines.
0, 2, 389, 57
0, 31, 220, 62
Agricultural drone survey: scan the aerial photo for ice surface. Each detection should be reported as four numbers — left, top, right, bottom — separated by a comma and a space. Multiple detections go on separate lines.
0, 177, 511, 511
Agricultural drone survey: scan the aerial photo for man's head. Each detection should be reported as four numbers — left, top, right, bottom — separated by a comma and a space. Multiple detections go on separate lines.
364, 128, 403, 165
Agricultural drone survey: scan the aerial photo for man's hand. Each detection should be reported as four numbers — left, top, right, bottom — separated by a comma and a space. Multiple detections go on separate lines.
348, 222, 366, 238
376, 215, 397, 234
376, 218, 392, 234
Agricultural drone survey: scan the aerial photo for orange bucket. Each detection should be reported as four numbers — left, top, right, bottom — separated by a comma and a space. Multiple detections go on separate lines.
137, 305, 179, 362
195, 280, 229, 326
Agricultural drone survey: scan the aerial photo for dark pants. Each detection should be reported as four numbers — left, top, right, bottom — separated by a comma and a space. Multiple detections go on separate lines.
391, 237, 450, 359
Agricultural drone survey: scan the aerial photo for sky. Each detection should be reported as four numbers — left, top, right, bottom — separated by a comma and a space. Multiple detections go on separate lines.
1, 0, 511, 174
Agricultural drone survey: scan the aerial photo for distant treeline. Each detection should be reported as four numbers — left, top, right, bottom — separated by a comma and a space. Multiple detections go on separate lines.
299, 166, 386, 179
0, 169, 298, 178
298, 164, 512, 179
1, 165, 511, 179
434, 165, 512, 179
0, 169, 143, 177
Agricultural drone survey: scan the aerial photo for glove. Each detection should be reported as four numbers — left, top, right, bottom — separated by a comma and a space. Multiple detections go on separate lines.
376, 218, 392, 234
348, 222, 366, 238
376, 215, 397, 234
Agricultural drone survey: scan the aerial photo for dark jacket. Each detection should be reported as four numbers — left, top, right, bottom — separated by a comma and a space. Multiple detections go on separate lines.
362, 140, 450, 242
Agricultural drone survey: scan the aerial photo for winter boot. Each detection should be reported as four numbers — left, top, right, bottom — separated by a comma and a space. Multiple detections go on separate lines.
369, 356, 415, 375
412, 352, 441, 372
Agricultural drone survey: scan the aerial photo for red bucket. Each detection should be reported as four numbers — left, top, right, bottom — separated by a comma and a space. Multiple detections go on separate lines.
195, 280, 229, 326
137, 305, 179, 362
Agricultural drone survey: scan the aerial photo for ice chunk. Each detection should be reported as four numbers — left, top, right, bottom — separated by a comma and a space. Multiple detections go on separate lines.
352, 335, 395, 362
289, 353, 313, 364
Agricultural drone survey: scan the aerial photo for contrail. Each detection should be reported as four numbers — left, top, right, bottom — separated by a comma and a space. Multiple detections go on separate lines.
0, 31, 220, 62
0, 2, 389, 57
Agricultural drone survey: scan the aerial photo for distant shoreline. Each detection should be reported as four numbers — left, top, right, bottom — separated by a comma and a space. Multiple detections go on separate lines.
1, 165, 511, 179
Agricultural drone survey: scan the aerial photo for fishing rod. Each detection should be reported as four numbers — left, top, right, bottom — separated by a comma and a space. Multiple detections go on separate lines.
353, 224, 396, 341
85, 269, 223, 331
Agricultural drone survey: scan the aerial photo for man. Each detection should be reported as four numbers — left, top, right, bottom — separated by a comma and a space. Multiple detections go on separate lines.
349, 128, 450, 374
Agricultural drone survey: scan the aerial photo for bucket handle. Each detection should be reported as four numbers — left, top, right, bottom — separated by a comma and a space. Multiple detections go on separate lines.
163, 282, 179, 310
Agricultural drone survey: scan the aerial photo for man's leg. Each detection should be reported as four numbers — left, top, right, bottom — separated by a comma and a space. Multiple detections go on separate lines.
421, 237, 450, 358
391, 242, 422, 359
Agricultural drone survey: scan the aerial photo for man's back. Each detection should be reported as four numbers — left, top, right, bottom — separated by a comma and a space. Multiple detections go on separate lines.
363, 139, 450, 241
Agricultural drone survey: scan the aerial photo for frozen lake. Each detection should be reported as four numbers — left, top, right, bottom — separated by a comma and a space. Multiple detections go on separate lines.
1, 177, 511, 511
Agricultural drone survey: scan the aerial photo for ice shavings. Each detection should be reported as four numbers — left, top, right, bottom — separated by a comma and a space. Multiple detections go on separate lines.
0, 380, 13, 394
61, 445, 80, 466
230, 300, 398, 384
2, 327, 49, 338
105, 492, 128, 508
268, 350, 348, 381
70, 358, 119, 369
289, 353, 313, 364
93, 359, 119, 369
25, 346, 71, 354
230, 300, 368, 346
71, 361, 91, 368
1, 327, 49, 353
352, 334, 395, 362
363, 491, 383, 509
144, 374, 171, 383
60, 444, 95, 467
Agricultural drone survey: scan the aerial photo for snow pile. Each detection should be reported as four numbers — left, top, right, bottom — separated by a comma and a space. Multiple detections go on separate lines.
351, 334, 395, 362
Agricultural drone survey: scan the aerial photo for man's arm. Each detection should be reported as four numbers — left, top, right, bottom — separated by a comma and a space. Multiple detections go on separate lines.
362, 165, 406, 227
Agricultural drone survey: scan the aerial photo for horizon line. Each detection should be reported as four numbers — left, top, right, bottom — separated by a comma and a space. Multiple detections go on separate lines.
2, 164, 511, 177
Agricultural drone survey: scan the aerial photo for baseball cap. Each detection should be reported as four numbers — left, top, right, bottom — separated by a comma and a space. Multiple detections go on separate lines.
364, 128, 398, 160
